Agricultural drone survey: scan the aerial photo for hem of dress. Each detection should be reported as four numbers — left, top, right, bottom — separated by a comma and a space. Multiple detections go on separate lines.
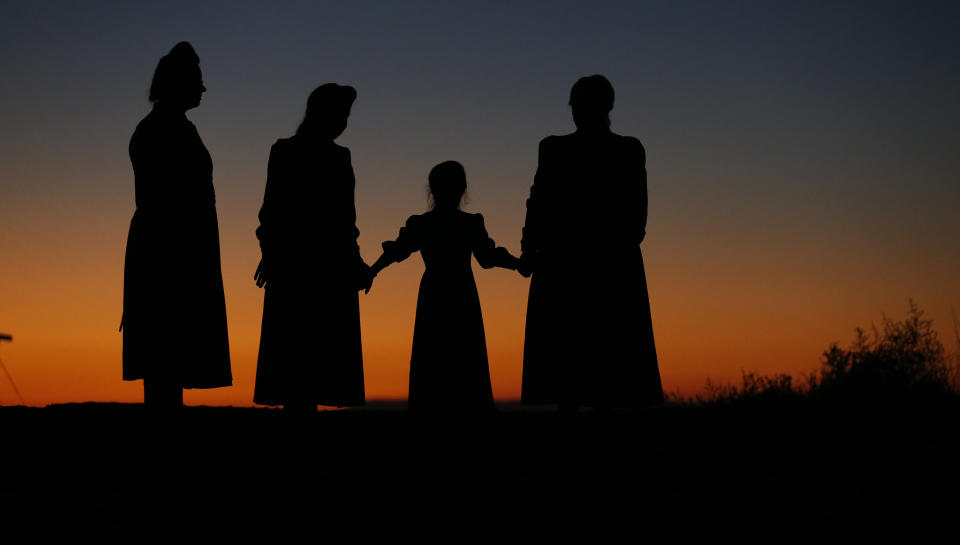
252, 398, 366, 408
122, 376, 233, 389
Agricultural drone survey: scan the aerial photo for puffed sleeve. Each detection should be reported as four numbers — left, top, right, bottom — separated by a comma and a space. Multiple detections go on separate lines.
380, 215, 423, 264
472, 214, 517, 270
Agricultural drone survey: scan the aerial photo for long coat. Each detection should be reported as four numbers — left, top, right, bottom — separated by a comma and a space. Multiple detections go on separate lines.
122, 106, 232, 388
253, 136, 366, 407
381, 210, 514, 410
520, 131, 663, 407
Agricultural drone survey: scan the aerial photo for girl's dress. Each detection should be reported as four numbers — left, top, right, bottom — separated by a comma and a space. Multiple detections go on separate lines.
253, 136, 367, 407
380, 210, 514, 410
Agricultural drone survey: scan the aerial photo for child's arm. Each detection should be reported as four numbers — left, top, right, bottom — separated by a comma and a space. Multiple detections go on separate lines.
365, 216, 421, 293
369, 250, 396, 277
475, 246, 520, 270
364, 245, 400, 294
472, 214, 520, 271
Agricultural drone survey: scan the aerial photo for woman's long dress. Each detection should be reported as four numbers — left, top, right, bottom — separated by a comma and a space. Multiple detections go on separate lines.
381, 210, 513, 410
520, 131, 663, 407
122, 106, 232, 388
253, 136, 366, 407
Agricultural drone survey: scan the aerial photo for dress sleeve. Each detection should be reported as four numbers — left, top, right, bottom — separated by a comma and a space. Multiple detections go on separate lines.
521, 137, 551, 254
472, 214, 517, 270
256, 141, 283, 253
380, 215, 422, 264
630, 138, 648, 245
343, 147, 364, 264
129, 124, 164, 211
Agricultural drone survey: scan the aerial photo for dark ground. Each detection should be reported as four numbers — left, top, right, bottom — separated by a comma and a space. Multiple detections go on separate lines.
2, 401, 959, 544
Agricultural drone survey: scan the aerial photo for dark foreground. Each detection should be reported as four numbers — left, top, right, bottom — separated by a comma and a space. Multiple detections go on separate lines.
2, 401, 959, 544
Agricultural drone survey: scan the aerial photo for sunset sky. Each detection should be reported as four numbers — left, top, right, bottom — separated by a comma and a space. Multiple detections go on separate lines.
2, 1, 958, 406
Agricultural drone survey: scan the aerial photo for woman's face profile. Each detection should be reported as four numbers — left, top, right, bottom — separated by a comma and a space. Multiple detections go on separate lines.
162, 64, 205, 111
310, 107, 351, 140
328, 108, 350, 140
182, 65, 206, 110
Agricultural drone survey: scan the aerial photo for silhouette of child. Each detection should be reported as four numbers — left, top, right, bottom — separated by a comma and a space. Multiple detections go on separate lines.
369, 161, 519, 411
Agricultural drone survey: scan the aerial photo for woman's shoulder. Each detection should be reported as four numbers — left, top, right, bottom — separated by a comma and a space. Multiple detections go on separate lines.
130, 110, 165, 140
618, 133, 643, 145
538, 133, 584, 157
129, 110, 179, 150
270, 137, 294, 153
538, 134, 567, 150
611, 132, 644, 151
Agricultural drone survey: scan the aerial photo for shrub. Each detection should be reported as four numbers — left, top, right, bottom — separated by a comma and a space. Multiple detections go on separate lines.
682, 301, 959, 406
810, 301, 955, 400
693, 371, 800, 405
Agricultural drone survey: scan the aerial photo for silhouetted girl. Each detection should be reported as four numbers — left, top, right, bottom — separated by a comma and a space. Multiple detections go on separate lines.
519, 75, 663, 410
122, 42, 232, 407
253, 83, 371, 410
369, 161, 519, 411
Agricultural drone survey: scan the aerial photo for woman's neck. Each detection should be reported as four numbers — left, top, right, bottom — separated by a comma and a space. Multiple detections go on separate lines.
153, 101, 188, 117
575, 125, 611, 136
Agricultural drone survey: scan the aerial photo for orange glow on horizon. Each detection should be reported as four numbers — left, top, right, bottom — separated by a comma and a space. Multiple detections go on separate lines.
4, 192, 958, 407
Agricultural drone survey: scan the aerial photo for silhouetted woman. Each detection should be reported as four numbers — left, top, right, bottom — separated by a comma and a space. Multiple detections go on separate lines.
253, 84, 370, 410
369, 161, 519, 411
519, 75, 663, 410
122, 42, 232, 407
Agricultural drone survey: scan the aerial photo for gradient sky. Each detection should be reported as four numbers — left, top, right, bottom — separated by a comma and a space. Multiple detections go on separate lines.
1, 0, 958, 406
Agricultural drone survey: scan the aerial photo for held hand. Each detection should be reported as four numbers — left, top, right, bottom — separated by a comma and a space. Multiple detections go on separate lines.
254, 259, 267, 288
363, 273, 375, 294
357, 264, 375, 294
364, 254, 391, 293
517, 252, 534, 278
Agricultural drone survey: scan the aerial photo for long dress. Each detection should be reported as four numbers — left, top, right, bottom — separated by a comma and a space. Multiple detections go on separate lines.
380, 210, 514, 410
122, 105, 232, 388
253, 136, 366, 407
520, 131, 663, 407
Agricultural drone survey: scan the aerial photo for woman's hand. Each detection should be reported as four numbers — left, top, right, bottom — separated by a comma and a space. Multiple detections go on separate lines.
254, 259, 267, 288
517, 252, 534, 278
363, 273, 375, 294
357, 263, 375, 294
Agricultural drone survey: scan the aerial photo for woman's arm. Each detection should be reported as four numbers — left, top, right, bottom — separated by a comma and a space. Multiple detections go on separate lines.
341, 147, 375, 292
630, 137, 648, 245
519, 137, 553, 276
254, 142, 283, 288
